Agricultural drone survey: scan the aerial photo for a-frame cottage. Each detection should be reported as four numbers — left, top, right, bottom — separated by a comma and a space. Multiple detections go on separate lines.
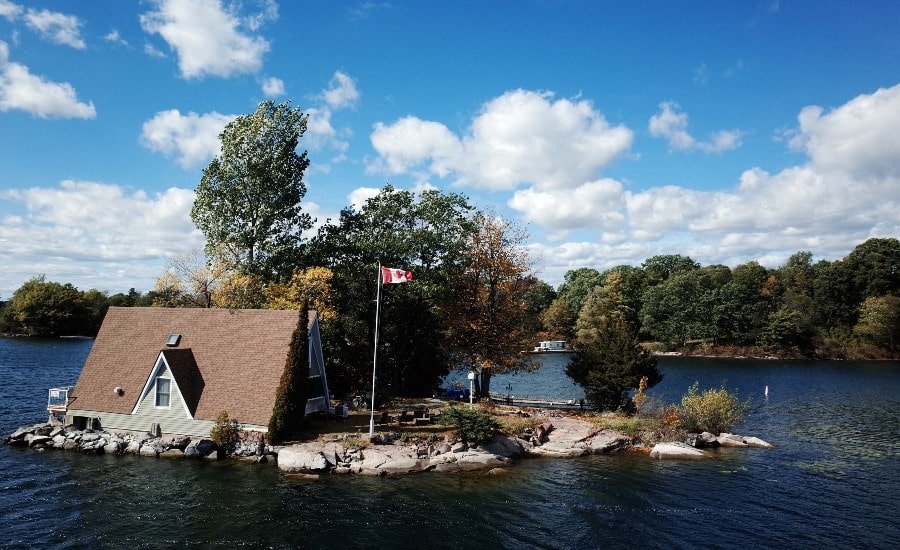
63, 307, 331, 437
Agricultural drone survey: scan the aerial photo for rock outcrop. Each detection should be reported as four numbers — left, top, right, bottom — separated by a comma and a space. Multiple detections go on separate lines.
650, 442, 707, 460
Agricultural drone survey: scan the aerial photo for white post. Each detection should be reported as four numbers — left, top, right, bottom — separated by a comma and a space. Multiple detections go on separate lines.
467, 371, 475, 408
369, 263, 383, 439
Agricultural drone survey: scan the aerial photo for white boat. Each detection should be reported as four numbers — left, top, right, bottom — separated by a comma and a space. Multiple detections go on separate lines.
528, 340, 574, 353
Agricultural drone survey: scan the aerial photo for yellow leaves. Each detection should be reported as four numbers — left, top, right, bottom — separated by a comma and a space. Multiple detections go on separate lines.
265, 267, 336, 322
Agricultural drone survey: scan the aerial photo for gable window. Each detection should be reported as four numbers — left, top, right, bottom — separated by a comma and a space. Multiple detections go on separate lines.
155, 378, 171, 408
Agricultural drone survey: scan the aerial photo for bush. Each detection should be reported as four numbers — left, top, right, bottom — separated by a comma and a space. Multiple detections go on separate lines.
210, 411, 241, 452
436, 406, 499, 445
680, 382, 749, 434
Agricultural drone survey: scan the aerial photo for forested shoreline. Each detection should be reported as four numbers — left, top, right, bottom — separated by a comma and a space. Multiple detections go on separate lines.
2, 101, 897, 409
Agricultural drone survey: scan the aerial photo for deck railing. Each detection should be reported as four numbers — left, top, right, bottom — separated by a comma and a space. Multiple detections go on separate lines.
47, 386, 73, 413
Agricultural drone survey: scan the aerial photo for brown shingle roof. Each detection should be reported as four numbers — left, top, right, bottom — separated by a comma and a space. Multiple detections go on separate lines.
71, 307, 301, 426
161, 348, 203, 416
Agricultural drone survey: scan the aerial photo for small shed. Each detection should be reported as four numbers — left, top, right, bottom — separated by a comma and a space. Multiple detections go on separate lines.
64, 307, 331, 437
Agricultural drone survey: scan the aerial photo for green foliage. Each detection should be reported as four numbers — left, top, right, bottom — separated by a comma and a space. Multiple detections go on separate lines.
854, 295, 900, 350
436, 406, 499, 445
556, 268, 603, 316
761, 307, 813, 350
3, 276, 90, 336
191, 101, 312, 279
306, 185, 477, 400
541, 297, 577, 339
640, 270, 716, 347
567, 314, 662, 411
642, 254, 699, 286
267, 304, 311, 444
680, 382, 749, 434
210, 411, 241, 452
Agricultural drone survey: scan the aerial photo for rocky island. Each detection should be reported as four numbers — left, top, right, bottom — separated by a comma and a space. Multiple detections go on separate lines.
5, 410, 773, 478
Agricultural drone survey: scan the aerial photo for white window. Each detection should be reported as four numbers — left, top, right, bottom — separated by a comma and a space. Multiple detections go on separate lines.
155, 378, 171, 408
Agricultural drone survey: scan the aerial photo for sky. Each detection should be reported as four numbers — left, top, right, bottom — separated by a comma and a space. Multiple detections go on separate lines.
0, 0, 898, 297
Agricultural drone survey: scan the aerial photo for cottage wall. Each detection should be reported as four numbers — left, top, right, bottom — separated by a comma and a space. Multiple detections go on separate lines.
67, 365, 267, 437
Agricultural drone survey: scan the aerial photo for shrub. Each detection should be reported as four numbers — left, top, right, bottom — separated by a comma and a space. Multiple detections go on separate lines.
680, 382, 749, 434
210, 411, 241, 452
497, 415, 542, 437
436, 406, 499, 445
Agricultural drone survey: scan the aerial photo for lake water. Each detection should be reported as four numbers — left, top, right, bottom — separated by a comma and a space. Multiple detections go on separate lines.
1, 337, 898, 548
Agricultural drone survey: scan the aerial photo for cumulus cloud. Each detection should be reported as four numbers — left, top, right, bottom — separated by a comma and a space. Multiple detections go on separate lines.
369, 89, 633, 191
509, 179, 626, 239
322, 71, 360, 109
0, 41, 96, 118
789, 84, 900, 178
348, 187, 381, 210
649, 101, 744, 153
516, 85, 900, 280
0, 181, 202, 294
140, 109, 236, 168
261, 76, 285, 97
24, 8, 85, 49
0, 0, 22, 20
140, 0, 274, 79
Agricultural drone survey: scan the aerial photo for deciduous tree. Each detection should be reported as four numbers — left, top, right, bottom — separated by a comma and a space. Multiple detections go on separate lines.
191, 101, 312, 278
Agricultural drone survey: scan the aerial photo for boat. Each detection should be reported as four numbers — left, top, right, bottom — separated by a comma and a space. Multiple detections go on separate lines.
526, 340, 575, 354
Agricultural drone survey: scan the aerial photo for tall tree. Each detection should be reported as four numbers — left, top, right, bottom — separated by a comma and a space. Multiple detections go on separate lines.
191, 101, 312, 279
450, 213, 537, 398
306, 185, 476, 400
567, 313, 661, 411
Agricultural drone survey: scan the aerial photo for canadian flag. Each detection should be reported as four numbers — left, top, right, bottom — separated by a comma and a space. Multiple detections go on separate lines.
381, 267, 413, 284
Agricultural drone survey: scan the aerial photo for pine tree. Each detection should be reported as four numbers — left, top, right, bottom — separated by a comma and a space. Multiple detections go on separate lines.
567, 314, 661, 411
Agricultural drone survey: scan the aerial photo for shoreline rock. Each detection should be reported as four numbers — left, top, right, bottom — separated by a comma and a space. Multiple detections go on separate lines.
4, 419, 773, 474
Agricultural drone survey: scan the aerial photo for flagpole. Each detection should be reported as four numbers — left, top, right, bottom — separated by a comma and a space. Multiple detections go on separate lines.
369, 262, 383, 439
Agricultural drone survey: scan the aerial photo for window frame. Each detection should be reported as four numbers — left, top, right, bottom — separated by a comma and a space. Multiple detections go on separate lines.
154, 377, 172, 409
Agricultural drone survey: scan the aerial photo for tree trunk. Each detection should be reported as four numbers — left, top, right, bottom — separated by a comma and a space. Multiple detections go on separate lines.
478, 367, 492, 399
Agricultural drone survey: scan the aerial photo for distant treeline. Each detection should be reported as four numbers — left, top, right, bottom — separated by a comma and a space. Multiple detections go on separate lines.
0, 277, 162, 337
2, 237, 898, 360
542, 238, 899, 359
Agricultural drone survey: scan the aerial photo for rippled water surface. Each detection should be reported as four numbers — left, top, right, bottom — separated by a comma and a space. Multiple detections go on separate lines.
1, 337, 898, 548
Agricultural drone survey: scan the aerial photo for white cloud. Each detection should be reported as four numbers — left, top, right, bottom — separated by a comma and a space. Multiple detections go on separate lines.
0, 41, 96, 118
369, 89, 633, 191
349, 2, 393, 19
348, 187, 381, 210
0, 0, 22, 20
516, 85, 900, 282
509, 179, 626, 239
789, 84, 900, 178
24, 8, 85, 49
369, 116, 461, 176
261, 76, 284, 97
103, 29, 128, 46
648, 101, 743, 153
0, 181, 202, 294
140, 109, 236, 168
322, 71, 360, 110
140, 0, 273, 79
144, 43, 167, 58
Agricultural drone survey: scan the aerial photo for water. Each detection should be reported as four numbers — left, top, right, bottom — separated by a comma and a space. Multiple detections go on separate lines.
1, 337, 898, 548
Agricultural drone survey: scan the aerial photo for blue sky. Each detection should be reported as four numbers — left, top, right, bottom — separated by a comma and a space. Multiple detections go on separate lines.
1, 0, 898, 296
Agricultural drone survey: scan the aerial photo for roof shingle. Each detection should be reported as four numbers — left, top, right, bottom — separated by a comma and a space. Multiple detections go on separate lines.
71, 307, 301, 426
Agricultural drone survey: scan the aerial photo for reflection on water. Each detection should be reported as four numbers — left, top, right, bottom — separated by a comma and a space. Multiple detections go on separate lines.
1, 338, 899, 548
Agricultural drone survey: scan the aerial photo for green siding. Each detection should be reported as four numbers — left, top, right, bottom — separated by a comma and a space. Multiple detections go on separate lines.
67, 364, 266, 437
